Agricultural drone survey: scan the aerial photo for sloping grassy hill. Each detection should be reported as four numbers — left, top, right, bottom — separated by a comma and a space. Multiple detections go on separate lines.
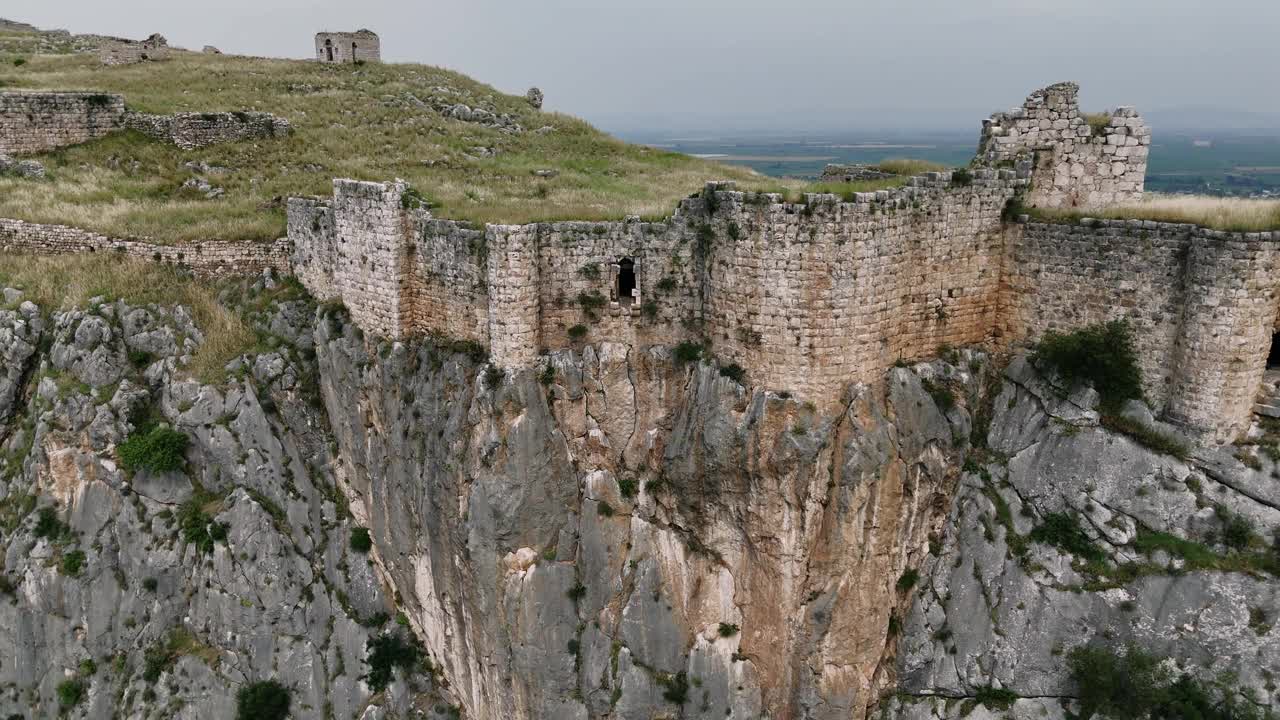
0, 29, 788, 243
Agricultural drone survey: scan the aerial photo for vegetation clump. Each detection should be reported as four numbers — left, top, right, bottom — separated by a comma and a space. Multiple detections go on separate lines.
672, 341, 704, 364
56, 678, 84, 708
118, 423, 190, 474
350, 527, 373, 554
1029, 512, 1106, 564
177, 497, 229, 554
1069, 644, 1270, 720
236, 679, 291, 720
1033, 320, 1143, 412
364, 633, 423, 693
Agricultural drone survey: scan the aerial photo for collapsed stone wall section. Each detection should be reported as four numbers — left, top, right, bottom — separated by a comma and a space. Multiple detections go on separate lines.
0, 91, 126, 155
978, 82, 1149, 208
122, 111, 291, 149
1, 91, 289, 154
0, 217, 289, 275
97, 33, 169, 65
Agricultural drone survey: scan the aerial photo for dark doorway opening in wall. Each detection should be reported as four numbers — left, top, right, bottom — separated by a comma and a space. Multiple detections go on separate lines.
1269, 332, 1280, 368
617, 258, 636, 306
324, 39, 333, 62
352, 42, 358, 59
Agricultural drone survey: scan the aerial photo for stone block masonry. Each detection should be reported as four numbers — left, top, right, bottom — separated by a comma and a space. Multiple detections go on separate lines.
0, 218, 290, 276
0, 91, 126, 155
1000, 219, 1280, 441
123, 111, 291, 150
291, 172, 1025, 403
0, 91, 289, 154
979, 82, 1149, 208
315, 30, 381, 64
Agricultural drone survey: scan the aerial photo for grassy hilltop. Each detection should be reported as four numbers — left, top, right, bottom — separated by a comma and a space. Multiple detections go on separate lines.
0, 28, 817, 243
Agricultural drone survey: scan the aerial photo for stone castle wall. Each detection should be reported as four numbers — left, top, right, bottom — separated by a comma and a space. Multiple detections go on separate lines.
1001, 220, 1280, 440
0, 217, 290, 276
290, 173, 1023, 401
98, 33, 169, 65
978, 82, 1149, 208
0, 91, 288, 154
0, 91, 126, 155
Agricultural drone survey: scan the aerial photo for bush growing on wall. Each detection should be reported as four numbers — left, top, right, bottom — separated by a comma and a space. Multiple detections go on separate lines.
1033, 320, 1143, 412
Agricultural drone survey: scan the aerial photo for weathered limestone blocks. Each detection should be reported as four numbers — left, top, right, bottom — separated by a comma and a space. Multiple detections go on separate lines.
290, 172, 1026, 402
0, 217, 290, 276
0, 91, 126, 155
98, 33, 169, 65
122, 111, 291, 150
978, 81, 1150, 208
315, 30, 381, 64
1001, 219, 1280, 440
0, 91, 290, 154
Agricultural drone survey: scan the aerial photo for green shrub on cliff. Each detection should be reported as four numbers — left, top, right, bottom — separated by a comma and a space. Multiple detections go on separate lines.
1069, 644, 1270, 720
1033, 320, 1143, 412
118, 423, 190, 474
236, 679, 291, 720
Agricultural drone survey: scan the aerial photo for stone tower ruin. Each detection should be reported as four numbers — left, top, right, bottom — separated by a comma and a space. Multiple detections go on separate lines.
314, 30, 380, 64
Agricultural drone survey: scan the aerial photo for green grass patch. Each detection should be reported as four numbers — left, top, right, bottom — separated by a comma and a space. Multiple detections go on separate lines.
0, 46, 789, 242
1100, 414, 1190, 460
1029, 512, 1106, 564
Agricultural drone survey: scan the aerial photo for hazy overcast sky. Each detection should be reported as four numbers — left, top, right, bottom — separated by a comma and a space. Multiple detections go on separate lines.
20, 0, 1280, 132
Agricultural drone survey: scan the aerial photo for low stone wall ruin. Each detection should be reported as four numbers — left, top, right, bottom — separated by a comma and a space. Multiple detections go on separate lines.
123, 111, 291, 150
0, 217, 290, 276
0, 91, 126, 155
0, 91, 289, 154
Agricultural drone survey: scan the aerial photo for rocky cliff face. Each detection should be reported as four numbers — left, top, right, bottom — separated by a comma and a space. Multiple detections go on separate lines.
3, 277, 1278, 720
0, 281, 452, 719
314, 311, 987, 720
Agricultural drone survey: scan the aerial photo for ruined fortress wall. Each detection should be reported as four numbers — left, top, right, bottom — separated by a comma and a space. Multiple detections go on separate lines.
122, 111, 290, 150
287, 197, 338, 298
531, 219, 696, 351
328, 180, 411, 338
1001, 220, 1280, 438
406, 218, 488, 344
315, 31, 381, 64
979, 82, 1148, 208
999, 220, 1191, 410
486, 225, 544, 368
701, 175, 1016, 397
0, 217, 289, 275
0, 91, 125, 155
1166, 231, 1280, 439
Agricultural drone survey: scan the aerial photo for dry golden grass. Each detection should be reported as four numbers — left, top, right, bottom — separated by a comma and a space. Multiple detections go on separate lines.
0, 36, 795, 243
873, 158, 948, 175
1035, 194, 1280, 233
0, 252, 253, 382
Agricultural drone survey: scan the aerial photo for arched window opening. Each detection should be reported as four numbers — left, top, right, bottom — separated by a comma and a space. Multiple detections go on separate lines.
616, 258, 636, 306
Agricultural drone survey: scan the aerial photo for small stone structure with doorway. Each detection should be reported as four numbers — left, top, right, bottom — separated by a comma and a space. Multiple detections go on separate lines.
315, 30, 380, 64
